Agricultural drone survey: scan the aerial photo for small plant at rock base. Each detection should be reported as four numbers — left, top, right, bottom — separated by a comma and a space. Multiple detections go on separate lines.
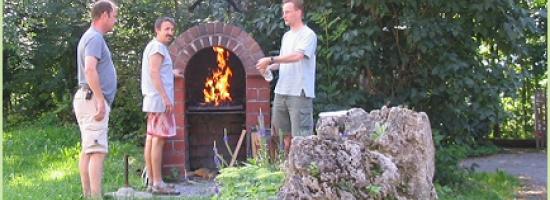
337, 180, 354, 192
373, 122, 387, 141
370, 163, 382, 177
366, 184, 382, 196
308, 162, 320, 178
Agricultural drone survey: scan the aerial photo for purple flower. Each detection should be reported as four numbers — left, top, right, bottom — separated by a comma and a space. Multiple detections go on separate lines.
214, 184, 220, 194
214, 154, 221, 170
213, 142, 222, 169
223, 134, 229, 142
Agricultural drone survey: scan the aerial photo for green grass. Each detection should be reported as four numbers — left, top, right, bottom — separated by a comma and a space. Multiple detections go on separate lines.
3, 117, 522, 200
436, 170, 520, 200
3, 119, 145, 200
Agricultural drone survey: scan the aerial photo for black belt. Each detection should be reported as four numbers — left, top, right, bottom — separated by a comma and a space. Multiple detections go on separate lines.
79, 84, 93, 100
80, 84, 90, 90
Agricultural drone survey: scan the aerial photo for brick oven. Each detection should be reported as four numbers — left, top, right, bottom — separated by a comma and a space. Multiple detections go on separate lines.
164, 23, 271, 177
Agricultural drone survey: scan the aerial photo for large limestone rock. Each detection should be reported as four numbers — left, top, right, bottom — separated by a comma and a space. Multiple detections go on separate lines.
278, 107, 437, 200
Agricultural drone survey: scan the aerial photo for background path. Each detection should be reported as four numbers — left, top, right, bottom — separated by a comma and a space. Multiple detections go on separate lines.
461, 148, 547, 200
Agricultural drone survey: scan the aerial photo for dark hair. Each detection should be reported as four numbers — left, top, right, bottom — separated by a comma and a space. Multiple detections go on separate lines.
91, 1, 116, 20
154, 17, 176, 30
282, 0, 304, 13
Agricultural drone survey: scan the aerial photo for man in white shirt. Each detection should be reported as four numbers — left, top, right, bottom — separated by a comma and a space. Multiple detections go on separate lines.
256, 0, 318, 157
141, 16, 183, 195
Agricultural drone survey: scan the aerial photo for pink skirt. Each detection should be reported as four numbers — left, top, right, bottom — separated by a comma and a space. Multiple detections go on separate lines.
147, 112, 176, 138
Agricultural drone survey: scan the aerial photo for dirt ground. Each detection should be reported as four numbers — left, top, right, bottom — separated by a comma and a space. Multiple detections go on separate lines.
460, 148, 547, 200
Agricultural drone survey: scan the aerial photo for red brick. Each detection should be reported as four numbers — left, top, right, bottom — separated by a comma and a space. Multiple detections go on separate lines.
198, 24, 207, 35
161, 141, 172, 152
230, 26, 242, 37
232, 43, 242, 53
220, 37, 228, 48
175, 89, 184, 101
193, 40, 202, 51
246, 102, 262, 113
162, 154, 185, 166
173, 140, 188, 152
258, 88, 271, 101
223, 24, 231, 35
252, 51, 264, 61
212, 36, 219, 47
227, 39, 237, 50
247, 102, 269, 112
182, 31, 193, 44
174, 103, 184, 115
174, 79, 185, 90
247, 78, 269, 88
175, 115, 185, 127
237, 30, 248, 42
214, 22, 223, 33
189, 26, 199, 38
246, 115, 258, 129
206, 23, 214, 34
233, 47, 246, 60
186, 44, 197, 56
246, 88, 258, 101
201, 37, 210, 48
173, 58, 185, 69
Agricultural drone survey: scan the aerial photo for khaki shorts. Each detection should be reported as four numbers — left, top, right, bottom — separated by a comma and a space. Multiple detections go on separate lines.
73, 89, 110, 154
271, 91, 313, 137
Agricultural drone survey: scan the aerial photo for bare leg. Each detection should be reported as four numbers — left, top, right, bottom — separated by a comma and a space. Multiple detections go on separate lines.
144, 135, 153, 186
79, 152, 91, 198
151, 136, 166, 186
269, 129, 279, 163
284, 135, 292, 157
89, 152, 106, 199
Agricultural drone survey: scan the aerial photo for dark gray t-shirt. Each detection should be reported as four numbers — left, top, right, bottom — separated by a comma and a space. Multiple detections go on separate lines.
77, 27, 117, 105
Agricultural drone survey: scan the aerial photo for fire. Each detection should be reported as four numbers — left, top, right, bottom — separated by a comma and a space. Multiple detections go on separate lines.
203, 46, 233, 106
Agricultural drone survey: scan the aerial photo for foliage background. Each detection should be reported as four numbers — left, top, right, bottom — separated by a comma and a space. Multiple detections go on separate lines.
3, 0, 547, 187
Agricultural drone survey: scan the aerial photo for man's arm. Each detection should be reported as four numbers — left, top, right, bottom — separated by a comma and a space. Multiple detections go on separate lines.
84, 56, 107, 121
256, 52, 304, 71
149, 53, 173, 113
271, 52, 305, 64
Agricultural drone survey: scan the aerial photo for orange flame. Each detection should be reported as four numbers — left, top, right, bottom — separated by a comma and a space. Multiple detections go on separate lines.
203, 46, 233, 106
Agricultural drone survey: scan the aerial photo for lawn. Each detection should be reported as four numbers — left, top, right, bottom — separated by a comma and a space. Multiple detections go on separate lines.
3, 117, 522, 199
3, 119, 144, 199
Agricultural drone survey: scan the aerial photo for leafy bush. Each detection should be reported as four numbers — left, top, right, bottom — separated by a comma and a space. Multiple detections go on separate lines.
214, 163, 284, 200
213, 132, 285, 200
4, 0, 545, 146
434, 144, 470, 186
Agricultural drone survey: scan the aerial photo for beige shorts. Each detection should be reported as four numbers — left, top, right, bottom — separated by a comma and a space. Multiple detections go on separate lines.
73, 89, 110, 154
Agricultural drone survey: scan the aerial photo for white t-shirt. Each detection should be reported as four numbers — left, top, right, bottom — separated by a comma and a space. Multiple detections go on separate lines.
141, 39, 174, 112
274, 25, 317, 98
